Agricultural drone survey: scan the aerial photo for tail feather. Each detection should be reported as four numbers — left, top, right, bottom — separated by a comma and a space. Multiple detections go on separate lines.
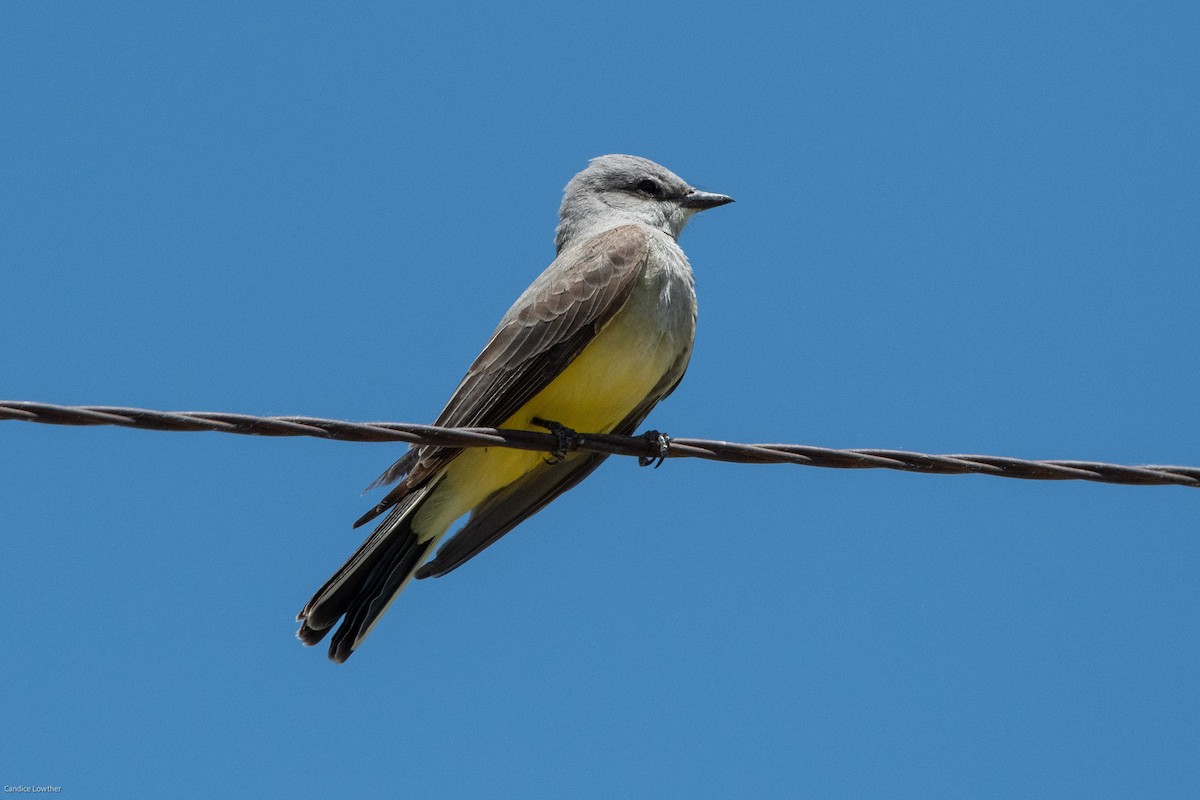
297, 488, 436, 662
328, 527, 432, 663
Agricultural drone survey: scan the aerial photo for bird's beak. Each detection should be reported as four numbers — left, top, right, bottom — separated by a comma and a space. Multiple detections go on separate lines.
680, 189, 735, 210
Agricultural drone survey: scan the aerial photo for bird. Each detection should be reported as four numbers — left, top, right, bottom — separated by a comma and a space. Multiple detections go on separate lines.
297, 154, 733, 661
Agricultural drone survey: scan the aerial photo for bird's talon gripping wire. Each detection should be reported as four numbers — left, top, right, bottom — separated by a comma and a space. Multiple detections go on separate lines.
532, 417, 580, 465
638, 430, 670, 468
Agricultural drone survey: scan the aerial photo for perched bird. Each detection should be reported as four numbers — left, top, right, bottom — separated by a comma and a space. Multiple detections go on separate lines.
297, 155, 733, 661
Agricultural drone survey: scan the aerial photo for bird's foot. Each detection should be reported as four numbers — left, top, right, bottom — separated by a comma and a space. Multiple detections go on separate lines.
638, 430, 671, 468
532, 417, 580, 465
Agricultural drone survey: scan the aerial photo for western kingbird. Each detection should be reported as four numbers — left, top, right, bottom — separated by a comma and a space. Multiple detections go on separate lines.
297, 155, 733, 661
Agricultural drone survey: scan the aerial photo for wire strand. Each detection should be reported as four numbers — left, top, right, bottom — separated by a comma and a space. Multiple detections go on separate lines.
2, 400, 1196, 488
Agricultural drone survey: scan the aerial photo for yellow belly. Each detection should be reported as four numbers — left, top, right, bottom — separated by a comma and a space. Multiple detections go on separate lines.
412, 303, 678, 538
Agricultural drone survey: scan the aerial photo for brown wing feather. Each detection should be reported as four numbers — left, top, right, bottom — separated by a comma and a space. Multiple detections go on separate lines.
354, 225, 651, 528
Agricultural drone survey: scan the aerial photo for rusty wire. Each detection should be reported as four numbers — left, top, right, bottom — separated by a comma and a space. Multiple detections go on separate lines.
2, 400, 1197, 489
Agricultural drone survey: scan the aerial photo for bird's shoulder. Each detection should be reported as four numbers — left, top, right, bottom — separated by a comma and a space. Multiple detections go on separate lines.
505, 224, 652, 324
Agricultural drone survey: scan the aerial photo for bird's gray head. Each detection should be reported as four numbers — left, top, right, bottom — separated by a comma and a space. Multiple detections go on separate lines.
554, 155, 733, 253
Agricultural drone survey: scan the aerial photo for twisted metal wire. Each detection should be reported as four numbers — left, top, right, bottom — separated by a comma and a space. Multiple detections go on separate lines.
2, 401, 1197, 489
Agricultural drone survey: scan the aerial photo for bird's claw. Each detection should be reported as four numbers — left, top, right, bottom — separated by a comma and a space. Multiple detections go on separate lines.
532, 417, 580, 465
638, 430, 670, 468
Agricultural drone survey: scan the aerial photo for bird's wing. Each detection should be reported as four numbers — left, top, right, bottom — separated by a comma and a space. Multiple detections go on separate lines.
355, 224, 652, 527
434, 224, 652, 431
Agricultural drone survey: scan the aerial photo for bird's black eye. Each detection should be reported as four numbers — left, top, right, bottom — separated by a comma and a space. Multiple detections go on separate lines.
636, 179, 662, 197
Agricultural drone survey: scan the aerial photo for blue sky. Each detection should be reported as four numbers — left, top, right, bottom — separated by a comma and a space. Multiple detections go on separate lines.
2, 2, 1198, 797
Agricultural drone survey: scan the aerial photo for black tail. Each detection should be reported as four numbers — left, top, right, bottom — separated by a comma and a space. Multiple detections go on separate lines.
297, 494, 435, 663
